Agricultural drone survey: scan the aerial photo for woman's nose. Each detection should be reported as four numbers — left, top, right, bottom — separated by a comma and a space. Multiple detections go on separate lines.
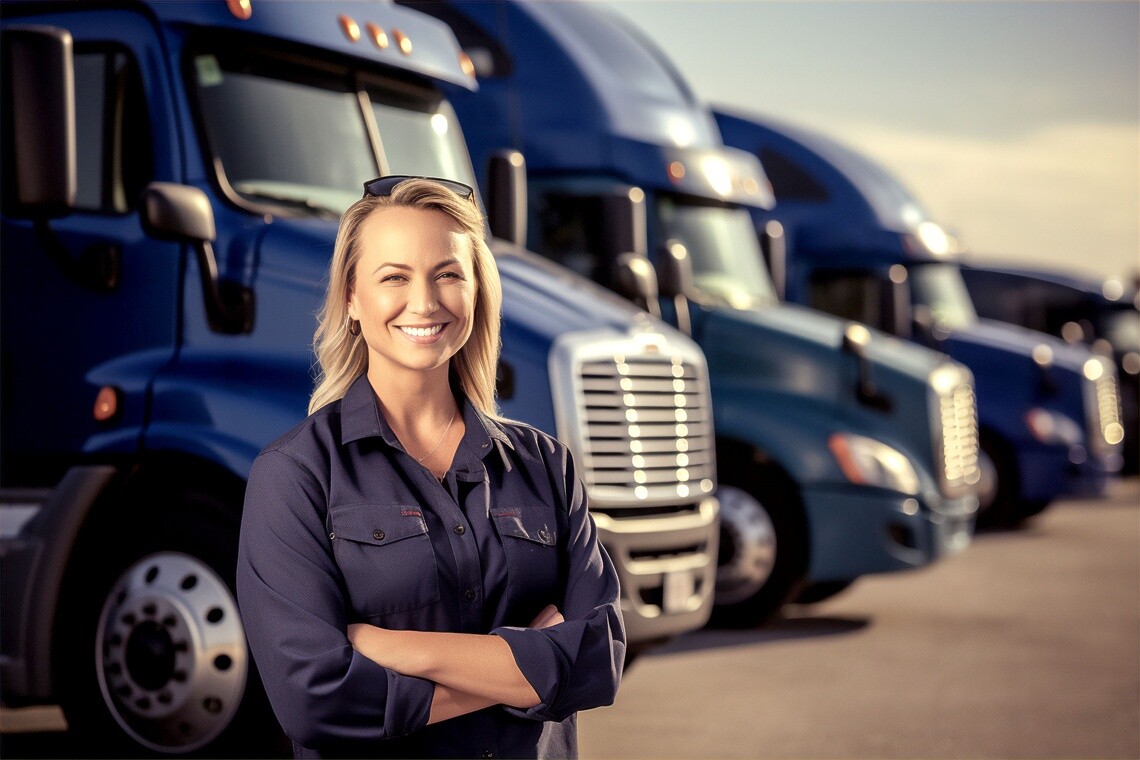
408, 280, 439, 315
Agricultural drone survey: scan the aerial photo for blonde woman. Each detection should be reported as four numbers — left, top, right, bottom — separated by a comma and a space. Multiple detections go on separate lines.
236, 177, 624, 759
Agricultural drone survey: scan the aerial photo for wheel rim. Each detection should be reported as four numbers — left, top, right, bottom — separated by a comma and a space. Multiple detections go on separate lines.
714, 485, 777, 605
95, 552, 247, 753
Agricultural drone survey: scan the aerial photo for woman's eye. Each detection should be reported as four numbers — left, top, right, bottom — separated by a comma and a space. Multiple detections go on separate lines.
380, 274, 407, 283
438, 271, 463, 280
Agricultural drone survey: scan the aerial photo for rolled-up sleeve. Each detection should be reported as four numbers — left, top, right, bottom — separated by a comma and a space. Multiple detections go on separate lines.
236, 449, 434, 750
492, 444, 626, 722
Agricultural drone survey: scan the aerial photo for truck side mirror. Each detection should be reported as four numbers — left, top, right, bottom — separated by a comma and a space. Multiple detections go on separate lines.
486, 149, 527, 246
656, 240, 693, 335
141, 182, 253, 335
1, 25, 76, 215
760, 220, 786, 302
841, 322, 891, 412
613, 253, 661, 319
887, 265, 914, 339
600, 187, 648, 258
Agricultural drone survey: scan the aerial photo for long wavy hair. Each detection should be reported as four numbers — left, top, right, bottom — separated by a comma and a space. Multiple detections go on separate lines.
308, 179, 502, 416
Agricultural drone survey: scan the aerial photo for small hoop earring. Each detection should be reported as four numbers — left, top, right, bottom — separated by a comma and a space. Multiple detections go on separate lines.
348, 319, 361, 336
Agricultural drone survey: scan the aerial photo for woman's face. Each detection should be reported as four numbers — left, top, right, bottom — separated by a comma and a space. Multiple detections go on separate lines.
347, 206, 477, 379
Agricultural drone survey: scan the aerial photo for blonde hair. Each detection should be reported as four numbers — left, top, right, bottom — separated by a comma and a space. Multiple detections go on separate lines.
308, 179, 502, 416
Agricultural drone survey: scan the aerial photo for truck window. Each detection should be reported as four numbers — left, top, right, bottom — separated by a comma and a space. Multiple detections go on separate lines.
532, 193, 607, 284
367, 92, 477, 190
189, 50, 375, 216
809, 271, 888, 331
909, 263, 977, 330
655, 195, 777, 310
73, 47, 152, 213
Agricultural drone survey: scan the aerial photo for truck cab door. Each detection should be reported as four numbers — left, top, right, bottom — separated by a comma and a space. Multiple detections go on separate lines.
1, 10, 181, 485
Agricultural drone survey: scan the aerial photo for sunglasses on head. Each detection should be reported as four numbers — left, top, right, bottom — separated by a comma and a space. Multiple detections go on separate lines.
361, 175, 475, 201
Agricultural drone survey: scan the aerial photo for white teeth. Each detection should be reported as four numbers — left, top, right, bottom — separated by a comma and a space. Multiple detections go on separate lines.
399, 325, 444, 337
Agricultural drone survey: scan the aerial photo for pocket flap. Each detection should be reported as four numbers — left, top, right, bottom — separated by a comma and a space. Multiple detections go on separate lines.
492, 508, 556, 546
329, 503, 428, 546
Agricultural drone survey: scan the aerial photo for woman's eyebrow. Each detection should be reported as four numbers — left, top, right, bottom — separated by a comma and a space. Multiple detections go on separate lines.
372, 258, 463, 276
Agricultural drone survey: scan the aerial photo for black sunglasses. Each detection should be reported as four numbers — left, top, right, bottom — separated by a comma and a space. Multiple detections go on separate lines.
362, 175, 475, 201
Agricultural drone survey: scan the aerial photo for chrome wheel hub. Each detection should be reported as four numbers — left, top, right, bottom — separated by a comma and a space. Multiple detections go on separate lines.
96, 552, 247, 753
714, 485, 777, 605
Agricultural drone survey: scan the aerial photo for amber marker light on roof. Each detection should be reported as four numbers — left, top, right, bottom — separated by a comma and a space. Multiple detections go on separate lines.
226, 0, 252, 20
667, 161, 686, 183
393, 29, 412, 55
94, 386, 120, 422
366, 22, 389, 49
339, 15, 361, 42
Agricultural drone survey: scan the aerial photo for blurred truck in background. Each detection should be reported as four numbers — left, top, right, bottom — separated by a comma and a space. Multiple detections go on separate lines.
407, 0, 983, 626
714, 107, 1124, 527
959, 262, 1138, 474
0, 1, 720, 754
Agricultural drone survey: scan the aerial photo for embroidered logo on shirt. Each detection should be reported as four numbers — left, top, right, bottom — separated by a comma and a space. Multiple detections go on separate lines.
400, 508, 423, 518
492, 507, 521, 518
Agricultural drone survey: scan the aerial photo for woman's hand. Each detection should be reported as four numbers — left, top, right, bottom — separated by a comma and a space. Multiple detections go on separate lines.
529, 604, 564, 629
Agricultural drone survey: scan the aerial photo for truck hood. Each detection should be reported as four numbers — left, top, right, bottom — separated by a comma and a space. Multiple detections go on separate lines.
699, 301, 949, 398
943, 319, 1091, 375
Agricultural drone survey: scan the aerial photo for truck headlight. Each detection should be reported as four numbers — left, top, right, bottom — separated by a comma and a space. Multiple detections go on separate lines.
828, 433, 921, 495
1024, 408, 1083, 446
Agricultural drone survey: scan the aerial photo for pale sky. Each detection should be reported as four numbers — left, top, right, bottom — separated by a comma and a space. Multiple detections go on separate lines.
607, 0, 1140, 281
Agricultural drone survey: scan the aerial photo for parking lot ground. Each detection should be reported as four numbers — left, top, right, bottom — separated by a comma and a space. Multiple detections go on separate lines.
2, 478, 1137, 759
580, 477, 1140, 759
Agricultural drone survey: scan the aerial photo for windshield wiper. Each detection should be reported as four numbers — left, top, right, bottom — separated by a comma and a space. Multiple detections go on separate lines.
238, 190, 341, 219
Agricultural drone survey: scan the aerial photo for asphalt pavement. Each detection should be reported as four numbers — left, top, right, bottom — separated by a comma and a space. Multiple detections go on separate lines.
580, 477, 1140, 759
2, 478, 1137, 759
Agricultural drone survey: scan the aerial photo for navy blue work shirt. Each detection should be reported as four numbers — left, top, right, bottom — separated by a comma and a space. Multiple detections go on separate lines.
236, 373, 625, 759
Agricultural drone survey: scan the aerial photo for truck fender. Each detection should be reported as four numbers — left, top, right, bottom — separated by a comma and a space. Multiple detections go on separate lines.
3, 465, 119, 700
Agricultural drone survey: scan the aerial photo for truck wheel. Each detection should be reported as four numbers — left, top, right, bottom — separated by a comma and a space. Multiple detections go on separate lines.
709, 477, 807, 629
976, 436, 1047, 528
54, 490, 288, 758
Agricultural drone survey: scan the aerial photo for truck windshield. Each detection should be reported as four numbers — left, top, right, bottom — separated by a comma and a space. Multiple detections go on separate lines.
656, 196, 777, 309
191, 51, 476, 217
1103, 308, 1140, 353
909, 263, 978, 330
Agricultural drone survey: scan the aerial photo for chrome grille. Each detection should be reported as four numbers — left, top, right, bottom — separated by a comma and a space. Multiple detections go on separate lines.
550, 330, 716, 508
1084, 358, 1123, 455
580, 356, 714, 496
930, 366, 980, 499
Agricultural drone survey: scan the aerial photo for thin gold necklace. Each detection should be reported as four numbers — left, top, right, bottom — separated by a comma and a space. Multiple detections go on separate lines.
415, 408, 457, 463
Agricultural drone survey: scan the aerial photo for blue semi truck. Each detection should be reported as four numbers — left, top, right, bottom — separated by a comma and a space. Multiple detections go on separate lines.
713, 107, 1124, 526
959, 262, 1138, 474
0, 2, 722, 754
409, 0, 982, 625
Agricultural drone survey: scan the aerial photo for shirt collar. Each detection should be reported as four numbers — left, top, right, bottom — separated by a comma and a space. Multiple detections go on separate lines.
339, 373, 514, 460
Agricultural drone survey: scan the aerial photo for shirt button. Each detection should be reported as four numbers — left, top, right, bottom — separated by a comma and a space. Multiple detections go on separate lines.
465, 588, 477, 602
372, 530, 385, 541
454, 524, 466, 535
482, 752, 495, 759
538, 529, 551, 543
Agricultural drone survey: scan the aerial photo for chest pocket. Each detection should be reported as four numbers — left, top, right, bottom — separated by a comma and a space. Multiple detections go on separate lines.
329, 503, 440, 616
492, 507, 561, 613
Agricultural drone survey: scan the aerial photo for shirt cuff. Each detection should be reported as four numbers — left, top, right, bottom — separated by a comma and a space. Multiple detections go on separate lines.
351, 650, 434, 737
491, 626, 569, 721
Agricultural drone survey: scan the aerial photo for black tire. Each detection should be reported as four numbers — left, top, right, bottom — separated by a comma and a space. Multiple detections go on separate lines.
708, 464, 808, 629
976, 435, 1052, 529
792, 579, 855, 605
54, 488, 289, 758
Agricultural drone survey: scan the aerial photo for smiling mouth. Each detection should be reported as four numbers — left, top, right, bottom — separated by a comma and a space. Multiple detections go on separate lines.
398, 324, 445, 338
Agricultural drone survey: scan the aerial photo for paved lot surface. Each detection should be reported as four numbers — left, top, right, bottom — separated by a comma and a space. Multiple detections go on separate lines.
580, 477, 1140, 759
2, 478, 1137, 758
